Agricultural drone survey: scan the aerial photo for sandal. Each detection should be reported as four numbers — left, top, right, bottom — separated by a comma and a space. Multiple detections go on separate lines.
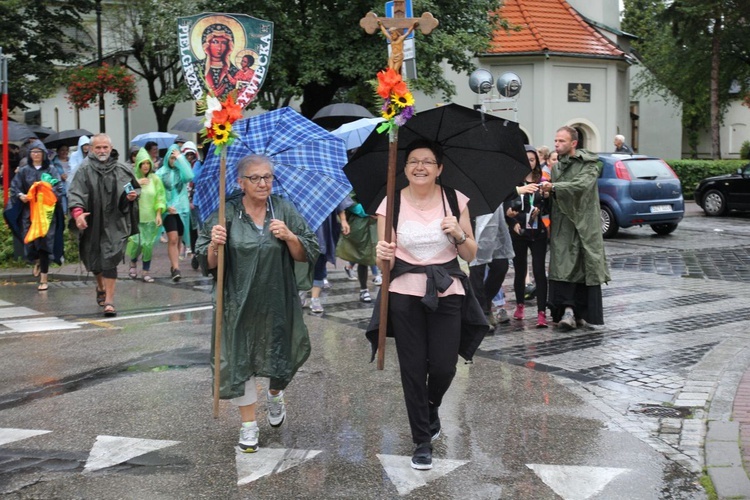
38, 282, 48, 291
32, 262, 40, 277
103, 303, 117, 317
96, 288, 106, 307
142, 275, 154, 283
129, 265, 137, 279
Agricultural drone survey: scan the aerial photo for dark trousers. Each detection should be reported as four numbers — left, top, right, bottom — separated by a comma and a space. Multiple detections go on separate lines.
357, 263, 369, 289
469, 259, 509, 314
512, 237, 548, 311
390, 293, 462, 444
38, 250, 50, 274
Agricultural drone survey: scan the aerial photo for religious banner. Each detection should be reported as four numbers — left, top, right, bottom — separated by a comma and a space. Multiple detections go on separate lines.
177, 13, 273, 108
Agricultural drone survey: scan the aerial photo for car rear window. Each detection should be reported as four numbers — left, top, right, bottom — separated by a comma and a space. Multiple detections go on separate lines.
623, 159, 673, 179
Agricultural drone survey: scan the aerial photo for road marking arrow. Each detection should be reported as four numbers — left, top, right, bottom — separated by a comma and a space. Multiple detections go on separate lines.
84, 435, 180, 473
0, 428, 51, 446
526, 464, 630, 500
377, 454, 469, 495
236, 448, 322, 485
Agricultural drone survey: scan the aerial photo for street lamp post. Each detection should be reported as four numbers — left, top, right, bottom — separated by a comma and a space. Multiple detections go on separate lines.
1, 47, 9, 206
96, 0, 105, 133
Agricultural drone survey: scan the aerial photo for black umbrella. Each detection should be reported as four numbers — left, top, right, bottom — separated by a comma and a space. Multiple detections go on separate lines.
0, 122, 36, 142
344, 103, 530, 218
170, 116, 204, 133
29, 125, 56, 139
312, 103, 374, 130
43, 129, 93, 149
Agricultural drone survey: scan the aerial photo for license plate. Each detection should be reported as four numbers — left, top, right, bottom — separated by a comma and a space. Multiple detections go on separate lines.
650, 205, 672, 213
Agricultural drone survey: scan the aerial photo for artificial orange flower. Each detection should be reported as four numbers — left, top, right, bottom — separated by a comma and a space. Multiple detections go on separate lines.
223, 95, 243, 123
377, 68, 402, 98
392, 80, 408, 97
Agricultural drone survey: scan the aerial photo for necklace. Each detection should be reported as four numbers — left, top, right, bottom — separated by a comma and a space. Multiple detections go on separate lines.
407, 187, 436, 211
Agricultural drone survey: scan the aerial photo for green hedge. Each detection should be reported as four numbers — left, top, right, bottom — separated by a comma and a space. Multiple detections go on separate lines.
665, 159, 748, 199
0, 199, 80, 269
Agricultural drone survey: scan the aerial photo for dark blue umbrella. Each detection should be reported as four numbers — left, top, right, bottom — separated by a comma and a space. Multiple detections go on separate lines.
194, 107, 352, 231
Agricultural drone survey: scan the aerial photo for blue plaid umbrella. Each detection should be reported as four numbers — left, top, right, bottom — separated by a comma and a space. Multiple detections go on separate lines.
194, 107, 351, 231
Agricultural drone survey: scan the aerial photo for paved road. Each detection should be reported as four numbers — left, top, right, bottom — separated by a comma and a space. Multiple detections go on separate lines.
0, 203, 749, 498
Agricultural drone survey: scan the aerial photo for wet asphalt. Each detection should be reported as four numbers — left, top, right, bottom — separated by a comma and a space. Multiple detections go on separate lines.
0, 202, 749, 498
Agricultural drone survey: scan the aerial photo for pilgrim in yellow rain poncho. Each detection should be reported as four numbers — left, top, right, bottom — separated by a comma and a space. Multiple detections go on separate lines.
126, 148, 167, 265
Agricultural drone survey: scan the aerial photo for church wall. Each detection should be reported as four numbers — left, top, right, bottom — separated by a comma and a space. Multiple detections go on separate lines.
682, 100, 750, 159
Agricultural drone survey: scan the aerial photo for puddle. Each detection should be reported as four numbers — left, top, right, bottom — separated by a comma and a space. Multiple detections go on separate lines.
0, 348, 209, 412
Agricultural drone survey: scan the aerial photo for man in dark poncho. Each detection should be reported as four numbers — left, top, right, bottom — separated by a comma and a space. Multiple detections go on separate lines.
540, 126, 610, 330
68, 134, 140, 317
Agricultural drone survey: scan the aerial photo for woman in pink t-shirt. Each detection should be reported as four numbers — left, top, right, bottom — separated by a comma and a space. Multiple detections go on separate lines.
375, 139, 478, 471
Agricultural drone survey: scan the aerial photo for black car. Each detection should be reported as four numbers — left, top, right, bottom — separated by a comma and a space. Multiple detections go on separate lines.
694, 163, 750, 216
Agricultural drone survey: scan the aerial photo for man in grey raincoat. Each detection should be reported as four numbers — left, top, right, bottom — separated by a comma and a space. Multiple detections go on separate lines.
68, 134, 140, 317
540, 126, 610, 330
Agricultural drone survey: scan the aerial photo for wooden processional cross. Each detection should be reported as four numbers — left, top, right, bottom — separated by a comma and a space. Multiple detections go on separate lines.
360, 2, 438, 370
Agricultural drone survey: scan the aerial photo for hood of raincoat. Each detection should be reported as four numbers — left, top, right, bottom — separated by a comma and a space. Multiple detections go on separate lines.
69, 135, 91, 168
133, 147, 154, 179
162, 143, 182, 169
26, 140, 50, 169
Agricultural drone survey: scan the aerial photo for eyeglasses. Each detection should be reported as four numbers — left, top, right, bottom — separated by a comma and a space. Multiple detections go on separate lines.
406, 159, 438, 167
243, 174, 275, 184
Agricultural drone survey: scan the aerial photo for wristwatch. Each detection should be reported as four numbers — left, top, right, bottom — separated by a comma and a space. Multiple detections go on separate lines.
456, 232, 467, 245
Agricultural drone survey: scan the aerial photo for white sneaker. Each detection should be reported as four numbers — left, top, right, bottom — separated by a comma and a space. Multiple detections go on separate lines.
310, 298, 324, 314
372, 275, 382, 286
322, 278, 332, 290
267, 391, 286, 427
238, 421, 259, 453
299, 291, 309, 308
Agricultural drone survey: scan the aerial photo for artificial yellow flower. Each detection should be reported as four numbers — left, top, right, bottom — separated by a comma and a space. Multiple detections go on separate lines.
213, 122, 232, 135
382, 104, 397, 120
213, 130, 229, 145
393, 92, 415, 108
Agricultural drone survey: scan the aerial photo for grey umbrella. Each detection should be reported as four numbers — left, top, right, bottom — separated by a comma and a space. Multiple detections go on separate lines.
170, 116, 204, 133
43, 128, 93, 149
0, 122, 37, 142
312, 103, 374, 130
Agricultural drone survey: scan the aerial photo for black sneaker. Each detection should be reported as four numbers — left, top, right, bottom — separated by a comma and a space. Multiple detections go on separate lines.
171, 268, 181, 282
429, 407, 441, 440
191, 255, 200, 270
411, 442, 433, 470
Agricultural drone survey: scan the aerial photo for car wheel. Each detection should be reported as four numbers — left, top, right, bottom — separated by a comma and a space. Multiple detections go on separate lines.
650, 223, 678, 235
702, 189, 726, 216
600, 205, 619, 238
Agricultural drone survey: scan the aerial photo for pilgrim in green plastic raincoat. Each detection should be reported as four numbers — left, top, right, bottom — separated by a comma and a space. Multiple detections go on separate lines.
156, 144, 194, 250
126, 148, 166, 265
547, 148, 610, 322
196, 195, 319, 399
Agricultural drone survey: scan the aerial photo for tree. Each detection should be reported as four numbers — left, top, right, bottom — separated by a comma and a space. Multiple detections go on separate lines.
623, 0, 750, 158
105, 0, 197, 131
215, 0, 507, 118
0, 0, 95, 112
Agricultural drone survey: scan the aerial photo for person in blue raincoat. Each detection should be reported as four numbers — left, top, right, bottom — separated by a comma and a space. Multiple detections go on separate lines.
197, 154, 319, 453
156, 143, 193, 282
6, 141, 64, 291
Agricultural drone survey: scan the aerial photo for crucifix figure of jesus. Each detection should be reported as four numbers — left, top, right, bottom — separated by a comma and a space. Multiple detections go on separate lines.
360, 0, 438, 76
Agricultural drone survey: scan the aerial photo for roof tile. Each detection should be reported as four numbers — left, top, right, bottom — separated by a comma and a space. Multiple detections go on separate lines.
488, 0, 624, 58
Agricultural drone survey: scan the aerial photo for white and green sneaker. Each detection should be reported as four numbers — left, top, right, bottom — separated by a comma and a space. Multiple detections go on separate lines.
267, 391, 286, 427
238, 421, 259, 453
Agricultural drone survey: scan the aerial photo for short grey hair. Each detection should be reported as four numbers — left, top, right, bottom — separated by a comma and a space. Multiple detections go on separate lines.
237, 154, 275, 177
614, 134, 625, 142
90, 133, 112, 146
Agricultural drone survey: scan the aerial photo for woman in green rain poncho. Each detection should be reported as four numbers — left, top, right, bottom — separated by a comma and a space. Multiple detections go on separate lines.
156, 143, 194, 282
197, 154, 319, 453
126, 148, 166, 282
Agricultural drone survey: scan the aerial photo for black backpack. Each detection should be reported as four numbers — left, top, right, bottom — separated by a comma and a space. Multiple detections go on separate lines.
392, 184, 461, 232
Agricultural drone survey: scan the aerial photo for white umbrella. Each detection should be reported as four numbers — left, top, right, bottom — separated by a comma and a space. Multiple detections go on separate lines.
330, 117, 385, 150
131, 132, 178, 149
